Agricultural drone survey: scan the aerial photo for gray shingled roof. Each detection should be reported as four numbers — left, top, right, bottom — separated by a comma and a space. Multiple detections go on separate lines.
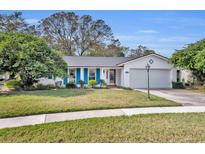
63, 56, 133, 67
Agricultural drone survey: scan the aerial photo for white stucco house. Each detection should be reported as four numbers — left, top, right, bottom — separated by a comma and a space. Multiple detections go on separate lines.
40, 53, 187, 89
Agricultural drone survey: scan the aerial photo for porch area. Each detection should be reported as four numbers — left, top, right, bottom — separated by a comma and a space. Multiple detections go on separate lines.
65, 67, 122, 86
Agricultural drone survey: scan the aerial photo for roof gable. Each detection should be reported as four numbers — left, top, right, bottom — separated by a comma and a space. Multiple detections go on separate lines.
117, 53, 169, 66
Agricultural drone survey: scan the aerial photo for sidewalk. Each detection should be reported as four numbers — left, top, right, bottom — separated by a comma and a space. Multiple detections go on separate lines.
1, 106, 205, 129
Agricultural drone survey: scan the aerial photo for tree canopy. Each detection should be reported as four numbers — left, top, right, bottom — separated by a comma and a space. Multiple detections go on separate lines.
171, 39, 205, 82
0, 32, 67, 87
38, 11, 125, 56
0, 12, 37, 34
128, 45, 155, 58
87, 39, 128, 57
0, 11, 155, 58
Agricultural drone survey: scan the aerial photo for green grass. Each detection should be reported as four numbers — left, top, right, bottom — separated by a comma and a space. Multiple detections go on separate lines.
192, 89, 205, 94
0, 88, 180, 118
1, 113, 205, 143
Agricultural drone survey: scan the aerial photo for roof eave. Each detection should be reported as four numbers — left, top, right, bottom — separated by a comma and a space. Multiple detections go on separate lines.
116, 53, 169, 66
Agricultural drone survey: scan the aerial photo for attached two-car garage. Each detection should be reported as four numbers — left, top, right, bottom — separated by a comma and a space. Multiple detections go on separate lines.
119, 54, 174, 89
129, 69, 171, 89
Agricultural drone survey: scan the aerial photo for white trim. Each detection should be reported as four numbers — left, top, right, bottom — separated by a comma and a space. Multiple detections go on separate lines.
80, 68, 84, 82
88, 68, 96, 81
108, 69, 116, 85
117, 54, 169, 66
67, 66, 123, 69
68, 68, 76, 83
129, 68, 171, 70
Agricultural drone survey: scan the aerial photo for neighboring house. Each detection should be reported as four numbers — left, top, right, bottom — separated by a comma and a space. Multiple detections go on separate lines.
39, 53, 186, 89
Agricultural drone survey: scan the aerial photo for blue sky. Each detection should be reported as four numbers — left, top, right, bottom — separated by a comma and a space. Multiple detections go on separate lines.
1, 10, 205, 57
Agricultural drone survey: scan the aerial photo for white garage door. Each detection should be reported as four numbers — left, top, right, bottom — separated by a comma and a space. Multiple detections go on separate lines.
129, 69, 171, 89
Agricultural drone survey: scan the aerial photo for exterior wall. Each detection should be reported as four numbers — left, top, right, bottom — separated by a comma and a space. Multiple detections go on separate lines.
101, 68, 106, 82
116, 69, 121, 86
171, 68, 177, 82
120, 68, 124, 86
39, 77, 64, 86
171, 68, 193, 83
66, 67, 105, 86
180, 69, 192, 83
122, 55, 173, 88
37, 55, 181, 89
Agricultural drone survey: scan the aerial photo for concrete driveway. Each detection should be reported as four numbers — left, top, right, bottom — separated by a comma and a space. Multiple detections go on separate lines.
137, 89, 205, 106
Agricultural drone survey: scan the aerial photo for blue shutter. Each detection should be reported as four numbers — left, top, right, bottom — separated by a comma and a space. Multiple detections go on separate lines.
76, 68, 81, 84
96, 68, 100, 84
63, 68, 68, 85
84, 68, 88, 84
48, 74, 52, 79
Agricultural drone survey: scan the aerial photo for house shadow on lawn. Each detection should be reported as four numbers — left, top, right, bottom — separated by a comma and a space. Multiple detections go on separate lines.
0, 88, 94, 98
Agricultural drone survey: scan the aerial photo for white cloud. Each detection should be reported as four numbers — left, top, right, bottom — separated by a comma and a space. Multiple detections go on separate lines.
25, 19, 39, 25
158, 36, 194, 43
137, 30, 158, 34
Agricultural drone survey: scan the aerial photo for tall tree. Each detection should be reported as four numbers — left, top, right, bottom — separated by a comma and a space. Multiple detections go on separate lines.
39, 12, 114, 56
171, 39, 205, 82
128, 45, 155, 58
74, 15, 113, 56
38, 12, 78, 55
0, 12, 37, 34
87, 39, 127, 57
0, 32, 67, 88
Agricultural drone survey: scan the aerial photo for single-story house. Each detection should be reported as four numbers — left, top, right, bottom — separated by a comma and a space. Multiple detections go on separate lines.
40, 53, 187, 89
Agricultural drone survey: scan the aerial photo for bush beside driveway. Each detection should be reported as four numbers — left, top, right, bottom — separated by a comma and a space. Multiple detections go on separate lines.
0, 88, 180, 118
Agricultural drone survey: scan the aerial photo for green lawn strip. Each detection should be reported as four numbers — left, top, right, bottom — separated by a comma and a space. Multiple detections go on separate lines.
192, 89, 205, 94
0, 112, 205, 143
0, 89, 180, 118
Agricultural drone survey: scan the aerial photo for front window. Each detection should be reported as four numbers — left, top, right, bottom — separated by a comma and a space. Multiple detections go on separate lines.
69, 69, 76, 83
89, 69, 96, 80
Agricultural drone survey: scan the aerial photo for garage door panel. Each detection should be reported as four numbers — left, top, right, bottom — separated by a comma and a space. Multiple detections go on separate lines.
129, 69, 171, 89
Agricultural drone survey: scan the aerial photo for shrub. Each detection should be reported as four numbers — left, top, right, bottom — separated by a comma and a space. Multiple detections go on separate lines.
66, 82, 77, 89
79, 80, 84, 88
4, 80, 22, 90
88, 80, 97, 88
172, 82, 185, 89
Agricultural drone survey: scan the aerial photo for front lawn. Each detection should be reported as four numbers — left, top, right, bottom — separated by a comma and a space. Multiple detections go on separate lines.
0, 113, 205, 143
0, 88, 180, 118
192, 89, 205, 94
